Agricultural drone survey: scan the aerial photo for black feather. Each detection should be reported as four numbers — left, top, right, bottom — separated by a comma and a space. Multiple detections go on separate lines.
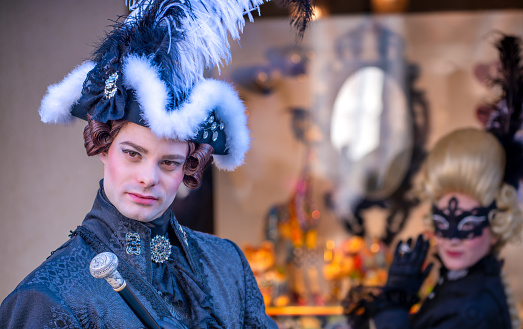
91, 1, 190, 107
275, 0, 315, 38
486, 35, 523, 188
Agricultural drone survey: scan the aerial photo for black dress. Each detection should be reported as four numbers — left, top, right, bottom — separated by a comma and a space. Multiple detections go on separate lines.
372, 254, 511, 329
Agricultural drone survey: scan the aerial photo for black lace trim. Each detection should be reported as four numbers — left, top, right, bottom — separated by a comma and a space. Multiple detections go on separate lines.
71, 226, 171, 318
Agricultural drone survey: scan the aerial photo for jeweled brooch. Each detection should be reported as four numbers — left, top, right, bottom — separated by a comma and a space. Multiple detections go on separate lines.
151, 235, 172, 263
104, 72, 119, 99
125, 232, 141, 256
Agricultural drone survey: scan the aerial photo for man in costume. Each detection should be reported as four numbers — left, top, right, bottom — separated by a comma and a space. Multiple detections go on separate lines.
0, 0, 314, 327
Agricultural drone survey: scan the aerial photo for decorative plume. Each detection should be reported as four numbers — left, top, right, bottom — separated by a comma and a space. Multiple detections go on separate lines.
276, 0, 315, 38
486, 35, 523, 188
122, 0, 267, 104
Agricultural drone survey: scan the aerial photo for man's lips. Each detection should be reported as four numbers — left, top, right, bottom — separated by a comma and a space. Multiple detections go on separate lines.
127, 192, 158, 205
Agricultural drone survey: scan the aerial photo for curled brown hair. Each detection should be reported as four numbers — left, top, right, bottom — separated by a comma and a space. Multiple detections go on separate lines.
183, 142, 214, 189
83, 115, 126, 156
83, 116, 214, 189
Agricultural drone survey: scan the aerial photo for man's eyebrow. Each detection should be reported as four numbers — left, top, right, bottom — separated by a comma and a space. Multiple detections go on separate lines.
162, 154, 187, 161
120, 141, 148, 154
120, 141, 187, 160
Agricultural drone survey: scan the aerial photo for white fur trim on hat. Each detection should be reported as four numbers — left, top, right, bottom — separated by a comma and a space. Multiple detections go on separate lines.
122, 54, 199, 140
122, 55, 250, 170
196, 80, 251, 171
39, 61, 95, 124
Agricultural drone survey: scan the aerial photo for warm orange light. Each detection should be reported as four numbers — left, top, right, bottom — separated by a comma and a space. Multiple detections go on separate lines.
370, 242, 380, 253
324, 250, 333, 262
312, 6, 326, 20
326, 240, 335, 249
290, 53, 301, 63
311, 210, 320, 219
371, 0, 409, 13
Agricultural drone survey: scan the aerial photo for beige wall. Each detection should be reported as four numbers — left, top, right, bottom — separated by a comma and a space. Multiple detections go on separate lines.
0, 0, 126, 300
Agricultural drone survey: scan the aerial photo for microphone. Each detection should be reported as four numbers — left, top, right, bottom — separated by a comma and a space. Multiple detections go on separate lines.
90, 252, 161, 329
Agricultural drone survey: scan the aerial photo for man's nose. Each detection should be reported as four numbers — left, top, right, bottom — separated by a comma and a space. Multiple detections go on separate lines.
137, 163, 159, 187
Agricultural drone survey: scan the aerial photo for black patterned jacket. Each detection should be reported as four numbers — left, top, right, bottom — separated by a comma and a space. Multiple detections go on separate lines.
0, 187, 276, 329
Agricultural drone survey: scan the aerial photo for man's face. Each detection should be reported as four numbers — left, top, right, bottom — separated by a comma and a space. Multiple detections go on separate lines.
99, 122, 188, 222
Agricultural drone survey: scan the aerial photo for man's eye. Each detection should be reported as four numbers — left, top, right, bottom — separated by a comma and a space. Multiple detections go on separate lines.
162, 160, 182, 168
123, 150, 139, 158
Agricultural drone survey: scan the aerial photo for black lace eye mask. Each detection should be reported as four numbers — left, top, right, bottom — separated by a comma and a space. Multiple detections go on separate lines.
432, 197, 496, 239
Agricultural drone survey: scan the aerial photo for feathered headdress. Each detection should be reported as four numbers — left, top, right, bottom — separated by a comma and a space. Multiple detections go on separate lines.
39, 0, 313, 171
485, 35, 523, 188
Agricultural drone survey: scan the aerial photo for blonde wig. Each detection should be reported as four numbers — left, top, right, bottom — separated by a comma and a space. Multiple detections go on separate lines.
422, 128, 523, 249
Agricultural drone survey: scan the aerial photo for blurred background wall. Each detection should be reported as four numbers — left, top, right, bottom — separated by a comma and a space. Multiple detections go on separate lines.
214, 11, 523, 311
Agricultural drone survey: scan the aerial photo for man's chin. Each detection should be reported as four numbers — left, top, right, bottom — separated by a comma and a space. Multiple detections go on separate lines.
119, 206, 159, 222
127, 213, 157, 222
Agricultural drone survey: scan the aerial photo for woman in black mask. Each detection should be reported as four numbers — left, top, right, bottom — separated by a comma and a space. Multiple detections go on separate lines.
346, 34, 523, 329
368, 128, 522, 329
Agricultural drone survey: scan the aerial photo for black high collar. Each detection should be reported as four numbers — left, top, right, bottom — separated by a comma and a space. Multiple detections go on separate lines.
81, 180, 197, 278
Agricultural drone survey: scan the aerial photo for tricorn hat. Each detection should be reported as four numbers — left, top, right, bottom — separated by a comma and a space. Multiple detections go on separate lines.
39, 0, 313, 171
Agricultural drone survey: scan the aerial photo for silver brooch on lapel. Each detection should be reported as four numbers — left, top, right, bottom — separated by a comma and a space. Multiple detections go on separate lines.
151, 235, 172, 263
125, 232, 141, 255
